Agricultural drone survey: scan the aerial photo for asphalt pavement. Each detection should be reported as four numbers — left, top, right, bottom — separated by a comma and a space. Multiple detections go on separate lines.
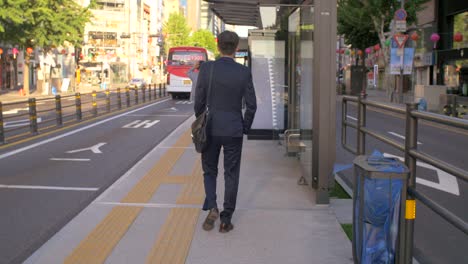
0, 98, 194, 263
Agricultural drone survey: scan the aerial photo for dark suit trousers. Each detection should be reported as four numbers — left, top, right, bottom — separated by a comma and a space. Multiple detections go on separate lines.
201, 136, 243, 223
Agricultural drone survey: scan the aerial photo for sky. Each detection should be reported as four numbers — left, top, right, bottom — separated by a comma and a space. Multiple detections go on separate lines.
180, 0, 187, 7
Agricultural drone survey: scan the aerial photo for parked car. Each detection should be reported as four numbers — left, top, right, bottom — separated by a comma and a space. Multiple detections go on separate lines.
128, 78, 146, 89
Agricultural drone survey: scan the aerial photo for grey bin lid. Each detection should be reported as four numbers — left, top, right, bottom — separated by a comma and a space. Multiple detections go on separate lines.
353, 155, 409, 179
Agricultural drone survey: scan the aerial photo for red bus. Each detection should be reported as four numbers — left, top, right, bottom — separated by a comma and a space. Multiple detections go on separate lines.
166, 46, 214, 99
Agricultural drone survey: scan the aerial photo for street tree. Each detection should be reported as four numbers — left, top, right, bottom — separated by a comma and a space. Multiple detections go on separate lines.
338, 0, 428, 99
0, 0, 92, 94
162, 13, 191, 53
189, 29, 218, 55
338, 0, 428, 65
0, 0, 91, 48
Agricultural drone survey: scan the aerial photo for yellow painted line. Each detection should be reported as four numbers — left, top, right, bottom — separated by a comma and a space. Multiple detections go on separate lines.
0, 97, 169, 150
65, 129, 192, 263
177, 160, 205, 205
65, 206, 142, 264
145, 208, 200, 264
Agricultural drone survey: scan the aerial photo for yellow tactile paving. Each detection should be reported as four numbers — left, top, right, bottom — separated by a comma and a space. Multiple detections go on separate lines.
65, 129, 195, 263
176, 159, 205, 205
145, 208, 200, 264
164, 175, 191, 184
64, 206, 142, 264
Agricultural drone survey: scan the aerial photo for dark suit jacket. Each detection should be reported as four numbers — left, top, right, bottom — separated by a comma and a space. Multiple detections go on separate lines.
194, 57, 257, 137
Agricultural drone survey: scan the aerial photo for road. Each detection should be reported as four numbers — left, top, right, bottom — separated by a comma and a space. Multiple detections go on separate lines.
335, 99, 468, 264
0, 98, 194, 263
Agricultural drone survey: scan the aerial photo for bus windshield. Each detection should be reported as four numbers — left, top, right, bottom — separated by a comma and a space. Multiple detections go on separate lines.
168, 51, 206, 66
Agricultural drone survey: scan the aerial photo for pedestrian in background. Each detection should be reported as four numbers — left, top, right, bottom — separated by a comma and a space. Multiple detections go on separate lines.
194, 30, 257, 233
188, 60, 203, 101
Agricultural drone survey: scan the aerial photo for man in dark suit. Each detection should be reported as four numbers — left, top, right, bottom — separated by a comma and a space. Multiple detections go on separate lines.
194, 31, 257, 233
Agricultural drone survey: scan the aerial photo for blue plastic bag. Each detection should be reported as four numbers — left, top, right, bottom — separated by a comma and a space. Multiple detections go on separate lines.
357, 150, 404, 264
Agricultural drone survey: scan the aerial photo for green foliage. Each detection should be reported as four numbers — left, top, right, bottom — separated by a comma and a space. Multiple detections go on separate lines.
329, 181, 351, 199
338, 0, 429, 50
189, 29, 217, 54
163, 13, 191, 53
0, 0, 91, 48
341, 224, 353, 241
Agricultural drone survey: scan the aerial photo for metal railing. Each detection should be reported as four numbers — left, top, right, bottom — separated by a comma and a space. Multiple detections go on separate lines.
341, 94, 468, 263
0, 83, 167, 145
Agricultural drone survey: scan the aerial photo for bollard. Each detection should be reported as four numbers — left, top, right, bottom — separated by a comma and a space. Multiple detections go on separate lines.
134, 87, 139, 104
106, 89, 111, 112
126, 87, 130, 107
159, 83, 162, 98
148, 85, 152, 101
142, 85, 146, 103
153, 84, 157, 98
0, 102, 4, 143
55, 95, 63, 126
28, 98, 38, 134
92, 91, 98, 117
75, 93, 82, 121
163, 83, 166, 96
117, 88, 122, 109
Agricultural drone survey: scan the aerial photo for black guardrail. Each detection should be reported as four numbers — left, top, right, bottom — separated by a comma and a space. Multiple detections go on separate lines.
0, 83, 168, 145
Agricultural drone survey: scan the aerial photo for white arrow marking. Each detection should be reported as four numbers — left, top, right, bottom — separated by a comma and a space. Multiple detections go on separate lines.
66, 142, 107, 154
384, 153, 460, 196
162, 107, 178, 112
388, 132, 422, 145
123, 120, 160, 128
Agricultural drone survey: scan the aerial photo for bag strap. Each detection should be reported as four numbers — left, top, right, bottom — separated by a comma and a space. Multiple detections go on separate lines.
206, 63, 214, 110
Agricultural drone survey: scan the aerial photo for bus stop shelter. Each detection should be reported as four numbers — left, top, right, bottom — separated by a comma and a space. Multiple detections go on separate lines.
205, 0, 338, 204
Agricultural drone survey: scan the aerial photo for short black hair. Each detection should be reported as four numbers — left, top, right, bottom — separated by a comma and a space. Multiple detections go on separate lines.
217, 31, 239, 56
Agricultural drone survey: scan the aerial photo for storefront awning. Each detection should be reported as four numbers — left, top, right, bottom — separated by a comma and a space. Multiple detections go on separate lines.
204, 0, 304, 27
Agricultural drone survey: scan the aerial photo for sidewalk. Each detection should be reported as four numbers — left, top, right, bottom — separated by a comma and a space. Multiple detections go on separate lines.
25, 117, 353, 264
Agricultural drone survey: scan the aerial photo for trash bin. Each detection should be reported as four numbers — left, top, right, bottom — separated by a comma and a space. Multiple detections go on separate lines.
352, 151, 409, 264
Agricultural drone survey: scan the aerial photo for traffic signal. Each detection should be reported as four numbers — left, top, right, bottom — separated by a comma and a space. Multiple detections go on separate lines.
74, 47, 82, 63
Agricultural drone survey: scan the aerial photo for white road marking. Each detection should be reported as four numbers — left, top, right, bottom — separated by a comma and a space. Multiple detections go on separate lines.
66, 142, 107, 154
161, 107, 178, 112
123, 120, 160, 128
384, 153, 460, 196
50, 158, 91, 161
3, 108, 28, 115
0, 98, 171, 160
4, 117, 42, 128
388, 132, 422, 145
126, 114, 189, 117
346, 115, 357, 121
176, 101, 193, 105
0, 184, 98, 191
94, 115, 194, 202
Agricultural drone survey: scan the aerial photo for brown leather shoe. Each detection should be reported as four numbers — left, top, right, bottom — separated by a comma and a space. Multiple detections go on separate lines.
202, 208, 219, 231
219, 222, 234, 233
